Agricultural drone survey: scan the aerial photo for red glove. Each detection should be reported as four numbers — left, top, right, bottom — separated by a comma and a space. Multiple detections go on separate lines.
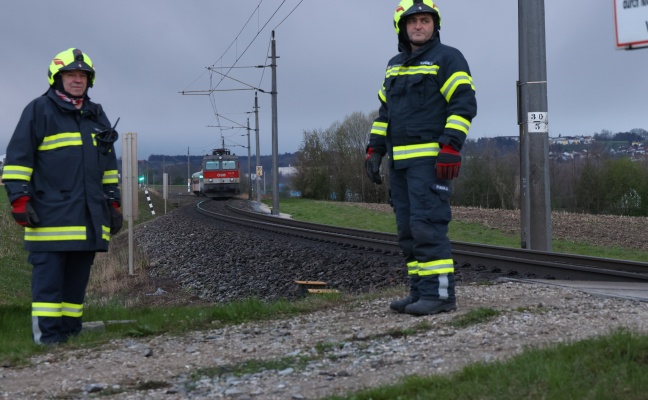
436, 145, 461, 180
364, 147, 384, 184
11, 196, 40, 227
109, 201, 123, 234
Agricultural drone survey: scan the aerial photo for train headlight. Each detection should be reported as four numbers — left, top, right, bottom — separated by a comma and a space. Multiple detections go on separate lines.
208, 179, 213, 182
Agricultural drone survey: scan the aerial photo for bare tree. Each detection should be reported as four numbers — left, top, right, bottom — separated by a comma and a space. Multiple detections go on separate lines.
293, 111, 389, 203
292, 129, 331, 200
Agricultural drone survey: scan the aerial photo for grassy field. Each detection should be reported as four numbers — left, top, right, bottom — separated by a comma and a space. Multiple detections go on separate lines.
1, 192, 648, 399
271, 198, 648, 262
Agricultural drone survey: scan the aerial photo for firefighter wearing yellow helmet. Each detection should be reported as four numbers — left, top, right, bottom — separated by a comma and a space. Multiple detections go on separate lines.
393, 0, 441, 49
365, 0, 477, 315
2, 47, 122, 344
48, 48, 96, 89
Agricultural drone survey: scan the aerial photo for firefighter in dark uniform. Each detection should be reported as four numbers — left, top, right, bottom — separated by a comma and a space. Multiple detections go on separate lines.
365, 0, 477, 315
2, 48, 122, 344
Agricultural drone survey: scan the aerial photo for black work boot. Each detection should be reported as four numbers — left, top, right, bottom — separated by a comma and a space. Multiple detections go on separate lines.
404, 298, 457, 316
390, 295, 418, 313
389, 275, 420, 313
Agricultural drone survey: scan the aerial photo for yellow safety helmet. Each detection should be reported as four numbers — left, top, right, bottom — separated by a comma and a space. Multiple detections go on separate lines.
47, 48, 95, 87
394, 0, 442, 35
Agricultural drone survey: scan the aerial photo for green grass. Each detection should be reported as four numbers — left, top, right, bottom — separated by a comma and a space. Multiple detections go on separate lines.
273, 198, 398, 232
0, 195, 32, 305
269, 198, 648, 263
326, 329, 648, 400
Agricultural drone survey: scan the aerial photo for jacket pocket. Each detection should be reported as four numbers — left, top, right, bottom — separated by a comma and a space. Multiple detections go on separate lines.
36, 147, 81, 192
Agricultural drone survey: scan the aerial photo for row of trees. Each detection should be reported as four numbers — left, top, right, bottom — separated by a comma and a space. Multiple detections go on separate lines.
292, 111, 389, 203
291, 111, 648, 216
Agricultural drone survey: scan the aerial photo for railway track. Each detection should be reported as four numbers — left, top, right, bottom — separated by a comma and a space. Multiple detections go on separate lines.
195, 199, 648, 283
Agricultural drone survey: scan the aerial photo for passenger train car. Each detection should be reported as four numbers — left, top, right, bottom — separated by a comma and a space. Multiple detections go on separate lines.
191, 171, 203, 195
193, 148, 240, 199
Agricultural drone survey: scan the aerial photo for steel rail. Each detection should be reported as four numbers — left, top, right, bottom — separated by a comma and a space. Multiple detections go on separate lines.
195, 200, 648, 283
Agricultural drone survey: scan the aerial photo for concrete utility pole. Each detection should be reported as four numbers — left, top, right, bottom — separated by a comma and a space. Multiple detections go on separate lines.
254, 92, 261, 202
246, 118, 252, 200
518, 0, 552, 251
121, 132, 138, 275
187, 147, 191, 193
270, 30, 280, 216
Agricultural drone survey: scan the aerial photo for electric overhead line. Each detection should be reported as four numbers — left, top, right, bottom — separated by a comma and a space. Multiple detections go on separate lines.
180, 0, 266, 93
179, 1, 305, 159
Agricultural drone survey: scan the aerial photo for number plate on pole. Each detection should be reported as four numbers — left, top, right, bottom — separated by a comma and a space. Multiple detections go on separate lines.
527, 112, 548, 133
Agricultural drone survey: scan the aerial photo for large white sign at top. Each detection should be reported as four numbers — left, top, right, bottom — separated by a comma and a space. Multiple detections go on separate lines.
614, 0, 648, 48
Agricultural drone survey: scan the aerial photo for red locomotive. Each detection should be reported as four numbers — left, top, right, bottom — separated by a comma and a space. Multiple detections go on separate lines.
193, 148, 240, 199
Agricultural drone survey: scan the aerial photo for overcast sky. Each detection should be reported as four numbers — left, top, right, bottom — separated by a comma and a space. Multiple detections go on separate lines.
1, 1, 647, 160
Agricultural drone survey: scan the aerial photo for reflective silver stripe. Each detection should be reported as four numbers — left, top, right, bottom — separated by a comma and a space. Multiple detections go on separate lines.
438, 274, 450, 299
33, 316, 43, 344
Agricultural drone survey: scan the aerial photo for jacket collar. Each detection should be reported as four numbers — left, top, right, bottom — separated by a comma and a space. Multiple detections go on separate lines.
400, 36, 439, 64
46, 88, 95, 113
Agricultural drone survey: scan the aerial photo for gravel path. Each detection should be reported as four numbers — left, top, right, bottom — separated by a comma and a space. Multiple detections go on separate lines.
2, 283, 647, 399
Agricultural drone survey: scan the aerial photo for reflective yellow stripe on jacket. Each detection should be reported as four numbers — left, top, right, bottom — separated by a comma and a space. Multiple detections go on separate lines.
446, 115, 471, 136
102, 169, 119, 184
25, 226, 87, 241
1, 165, 33, 181
371, 121, 388, 137
392, 143, 440, 161
440, 71, 474, 102
37, 132, 82, 151
102, 225, 111, 241
386, 64, 439, 78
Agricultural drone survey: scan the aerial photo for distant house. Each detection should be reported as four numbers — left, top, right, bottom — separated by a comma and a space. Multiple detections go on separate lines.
278, 166, 297, 176
549, 135, 594, 145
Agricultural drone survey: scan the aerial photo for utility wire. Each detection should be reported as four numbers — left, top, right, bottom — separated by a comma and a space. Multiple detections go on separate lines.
181, 1, 304, 153
209, 0, 287, 91
207, 0, 288, 145
181, 0, 266, 92
273, 0, 304, 30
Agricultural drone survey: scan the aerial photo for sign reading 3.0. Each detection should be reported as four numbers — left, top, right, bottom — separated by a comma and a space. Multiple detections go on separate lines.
527, 112, 548, 133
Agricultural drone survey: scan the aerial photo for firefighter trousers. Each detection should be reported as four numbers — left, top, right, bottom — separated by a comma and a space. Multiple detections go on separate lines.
389, 162, 455, 301
28, 251, 95, 344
